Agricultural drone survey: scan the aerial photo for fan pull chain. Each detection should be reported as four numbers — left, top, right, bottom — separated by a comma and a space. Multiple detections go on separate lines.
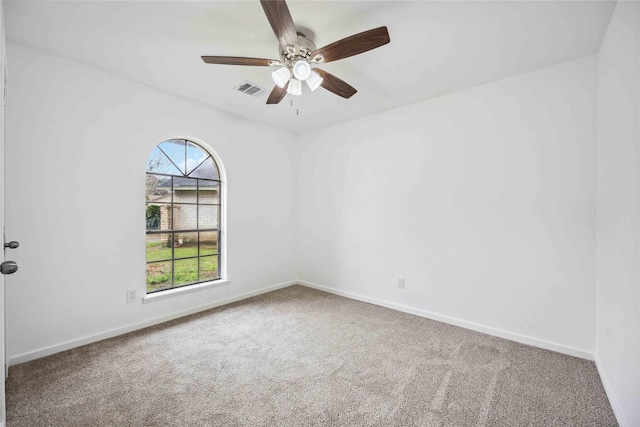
290, 97, 300, 117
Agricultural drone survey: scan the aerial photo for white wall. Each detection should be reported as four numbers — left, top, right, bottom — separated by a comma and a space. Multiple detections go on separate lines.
4, 42, 297, 363
595, 1, 640, 426
297, 56, 597, 357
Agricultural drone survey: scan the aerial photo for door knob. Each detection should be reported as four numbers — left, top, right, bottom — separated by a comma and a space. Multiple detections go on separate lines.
0, 261, 18, 275
4, 241, 19, 249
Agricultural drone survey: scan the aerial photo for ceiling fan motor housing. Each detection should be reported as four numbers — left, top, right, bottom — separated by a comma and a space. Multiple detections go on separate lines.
279, 33, 316, 63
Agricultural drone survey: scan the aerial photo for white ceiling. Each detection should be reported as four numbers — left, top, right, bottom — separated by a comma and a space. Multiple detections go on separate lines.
5, 0, 615, 134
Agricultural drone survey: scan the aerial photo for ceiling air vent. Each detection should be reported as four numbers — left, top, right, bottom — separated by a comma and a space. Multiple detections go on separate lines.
234, 81, 268, 98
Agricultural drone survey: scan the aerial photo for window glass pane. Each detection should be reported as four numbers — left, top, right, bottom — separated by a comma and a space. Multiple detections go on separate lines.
199, 231, 218, 256
159, 139, 187, 175
146, 174, 172, 201
146, 147, 181, 175
174, 258, 198, 286
146, 233, 172, 262
186, 142, 209, 175
172, 177, 198, 203
199, 205, 219, 229
146, 204, 171, 231
198, 181, 220, 204
146, 261, 172, 292
174, 232, 198, 259
199, 256, 219, 282
189, 157, 219, 180
172, 204, 198, 230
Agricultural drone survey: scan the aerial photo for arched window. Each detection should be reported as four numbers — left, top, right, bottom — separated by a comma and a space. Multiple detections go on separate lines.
145, 139, 223, 294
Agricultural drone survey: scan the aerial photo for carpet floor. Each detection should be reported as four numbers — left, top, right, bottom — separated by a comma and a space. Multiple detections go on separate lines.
6, 285, 616, 426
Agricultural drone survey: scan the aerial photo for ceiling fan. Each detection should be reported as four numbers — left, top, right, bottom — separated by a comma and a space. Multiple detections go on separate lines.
201, 0, 390, 104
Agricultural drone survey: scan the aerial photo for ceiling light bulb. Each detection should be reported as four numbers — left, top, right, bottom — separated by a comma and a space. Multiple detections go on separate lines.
306, 70, 323, 91
271, 67, 291, 88
292, 60, 311, 81
286, 78, 302, 96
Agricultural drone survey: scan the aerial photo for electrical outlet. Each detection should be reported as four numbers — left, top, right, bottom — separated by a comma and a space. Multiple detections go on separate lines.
397, 277, 405, 289
127, 289, 137, 303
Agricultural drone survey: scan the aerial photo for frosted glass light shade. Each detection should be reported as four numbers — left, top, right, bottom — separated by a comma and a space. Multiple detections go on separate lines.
292, 60, 311, 81
271, 67, 291, 88
286, 78, 302, 96
306, 70, 323, 91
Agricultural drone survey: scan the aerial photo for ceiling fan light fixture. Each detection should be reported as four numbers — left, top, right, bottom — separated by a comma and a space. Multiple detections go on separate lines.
292, 60, 311, 81
201, 0, 391, 105
287, 78, 302, 96
271, 66, 291, 88
306, 70, 323, 91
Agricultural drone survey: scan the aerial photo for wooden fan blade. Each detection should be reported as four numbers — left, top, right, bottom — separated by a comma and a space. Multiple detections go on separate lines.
313, 69, 357, 99
260, 0, 299, 53
311, 26, 390, 63
201, 56, 277, 66
267, 82, 289, 104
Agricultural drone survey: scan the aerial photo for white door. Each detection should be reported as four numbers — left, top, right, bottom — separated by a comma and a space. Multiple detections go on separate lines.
0, 1, 7, 424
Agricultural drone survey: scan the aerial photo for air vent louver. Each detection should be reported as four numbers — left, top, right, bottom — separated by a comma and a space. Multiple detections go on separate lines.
234, 81, 268, 98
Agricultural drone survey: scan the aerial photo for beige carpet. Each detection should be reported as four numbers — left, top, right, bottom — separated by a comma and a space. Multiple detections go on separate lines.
6, 285, 616, 426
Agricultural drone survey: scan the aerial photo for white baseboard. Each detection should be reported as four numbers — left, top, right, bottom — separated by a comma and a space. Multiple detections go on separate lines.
9, 279, 595, 367
298, 280, 594, 360
8, 280, 297, 366
594, 354, 629, 427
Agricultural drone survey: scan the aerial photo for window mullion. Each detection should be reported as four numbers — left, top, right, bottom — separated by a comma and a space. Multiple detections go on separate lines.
197, 179, 201, 282
171, 176, 175, 289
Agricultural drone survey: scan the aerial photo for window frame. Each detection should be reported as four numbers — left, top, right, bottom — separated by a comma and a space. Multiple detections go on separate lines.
143, 137, 227, 300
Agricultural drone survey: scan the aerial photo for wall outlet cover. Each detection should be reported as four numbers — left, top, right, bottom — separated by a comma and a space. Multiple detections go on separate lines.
127, 289, 137, 303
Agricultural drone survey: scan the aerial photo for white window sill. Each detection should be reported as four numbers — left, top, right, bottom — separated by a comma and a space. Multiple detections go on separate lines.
142, 279, 230, 304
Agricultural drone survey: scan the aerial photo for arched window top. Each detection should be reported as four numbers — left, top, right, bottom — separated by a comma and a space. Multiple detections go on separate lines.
147, 139, 220, 180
